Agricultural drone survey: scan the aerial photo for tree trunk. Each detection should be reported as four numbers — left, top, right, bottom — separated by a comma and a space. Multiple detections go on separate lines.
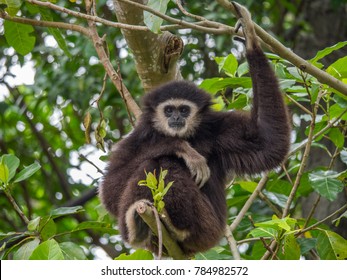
113, 0, 183, 92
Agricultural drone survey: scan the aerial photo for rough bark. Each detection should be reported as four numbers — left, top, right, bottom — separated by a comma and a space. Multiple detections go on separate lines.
113, 0, 183, 92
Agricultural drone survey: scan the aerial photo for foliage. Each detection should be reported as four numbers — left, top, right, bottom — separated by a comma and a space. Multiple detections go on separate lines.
0, 0, 347, 260
138, 169, 174, 213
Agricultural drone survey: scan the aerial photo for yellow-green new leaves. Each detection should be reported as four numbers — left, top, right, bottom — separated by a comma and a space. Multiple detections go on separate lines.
249, 215, 301, 260
138, 169, 174, 213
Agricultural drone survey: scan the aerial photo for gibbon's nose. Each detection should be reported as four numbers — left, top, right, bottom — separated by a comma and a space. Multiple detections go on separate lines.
170, 111, 182, 122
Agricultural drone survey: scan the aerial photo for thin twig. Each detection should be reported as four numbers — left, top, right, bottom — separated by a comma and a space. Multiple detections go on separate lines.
296, 203, 347, 236
25, 0, 233, 35
117, 0, 233, 34
78, 154, 104, 175
84, 0, 141, 119
282, 90, 326, 218
3, 189, 30, 225
286, 94, 313, 116
248, 216, 278, 260
229, 172, 269, 232
224, 225, 241, 259
0, 11, 90, 37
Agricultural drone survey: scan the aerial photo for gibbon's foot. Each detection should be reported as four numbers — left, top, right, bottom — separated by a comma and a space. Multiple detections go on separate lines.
232, 1, 259, 51
160, 208, 190, 242
125, 199, 152, 246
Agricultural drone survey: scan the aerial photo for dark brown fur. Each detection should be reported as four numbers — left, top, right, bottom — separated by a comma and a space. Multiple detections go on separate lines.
99, 3, 290, 256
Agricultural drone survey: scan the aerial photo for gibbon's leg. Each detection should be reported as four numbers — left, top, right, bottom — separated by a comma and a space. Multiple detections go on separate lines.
157, 158, 225, 254
117, 160, 157, 247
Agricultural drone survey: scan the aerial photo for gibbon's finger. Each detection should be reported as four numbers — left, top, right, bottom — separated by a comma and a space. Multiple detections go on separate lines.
231, 1, 243, 18
234, 19, 243, 34
197, 166, 210, 188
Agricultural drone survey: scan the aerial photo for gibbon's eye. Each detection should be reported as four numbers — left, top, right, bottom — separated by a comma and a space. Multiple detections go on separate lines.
179, 105, 190, 117
164, 106, 174, 117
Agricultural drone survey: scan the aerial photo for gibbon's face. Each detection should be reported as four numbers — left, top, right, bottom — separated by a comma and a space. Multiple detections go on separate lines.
153, 99, 201, 138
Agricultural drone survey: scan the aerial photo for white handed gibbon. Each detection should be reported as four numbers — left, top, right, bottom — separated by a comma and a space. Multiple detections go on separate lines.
99, 2, 290, 256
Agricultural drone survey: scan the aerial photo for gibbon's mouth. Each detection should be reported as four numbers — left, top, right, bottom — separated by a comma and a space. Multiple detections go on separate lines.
169, 122, 185, 130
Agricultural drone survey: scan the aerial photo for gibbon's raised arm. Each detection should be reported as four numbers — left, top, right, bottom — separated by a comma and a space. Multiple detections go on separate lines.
215, 2, 290, 175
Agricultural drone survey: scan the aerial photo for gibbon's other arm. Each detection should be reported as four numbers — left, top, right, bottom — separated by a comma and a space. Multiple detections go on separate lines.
217, 2, 290, 175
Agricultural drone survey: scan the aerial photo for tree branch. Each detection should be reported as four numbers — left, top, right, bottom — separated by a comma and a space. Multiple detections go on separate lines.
134, 201, 187, 260
216, 0, 347, 96
229, 173, 269, 232
85, 1, 141, 119
0, 11, 90, 37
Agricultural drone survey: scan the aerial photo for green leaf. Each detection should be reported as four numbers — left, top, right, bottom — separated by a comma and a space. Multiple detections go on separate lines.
316, 230, 347, 260
4, 21, 36, 56
71, 221, 118, 235
59, 242, 87, 260
199, 77, 252, 94
0, 161, 9, 185
266, 179, 292, 196
228, 94, 248, 110
0, 0, 21, 16
249, 227, 277, 238
237, 61, 249, 77
214, 54, 238, 76
115, 249, 154, 260
27, 217, 41, 231
158, 178, 165, 192
254, 216, 297, 232
14, 162, 41, 183
143, 0, 170, 34
277, 233, 300, 260
195, 247, 231, 260
238, 181, 257, 193
297, 238, 317, 255
327, 56, 347, 80
157, 200, 165, 212
263, 190, 294, 209
162, 181, 173, 196
308, 170, 344, 201
309, 41, 347, 68
159, 168, 168, 181
328, 128, 344, 148
50, 206, 84, 218
147, 172, 158, 188
38, 6, 72, 58
2, 154, 20, 182
39, 217, 56, 241
13, 238, 40, 260
29, 239, 64, 260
